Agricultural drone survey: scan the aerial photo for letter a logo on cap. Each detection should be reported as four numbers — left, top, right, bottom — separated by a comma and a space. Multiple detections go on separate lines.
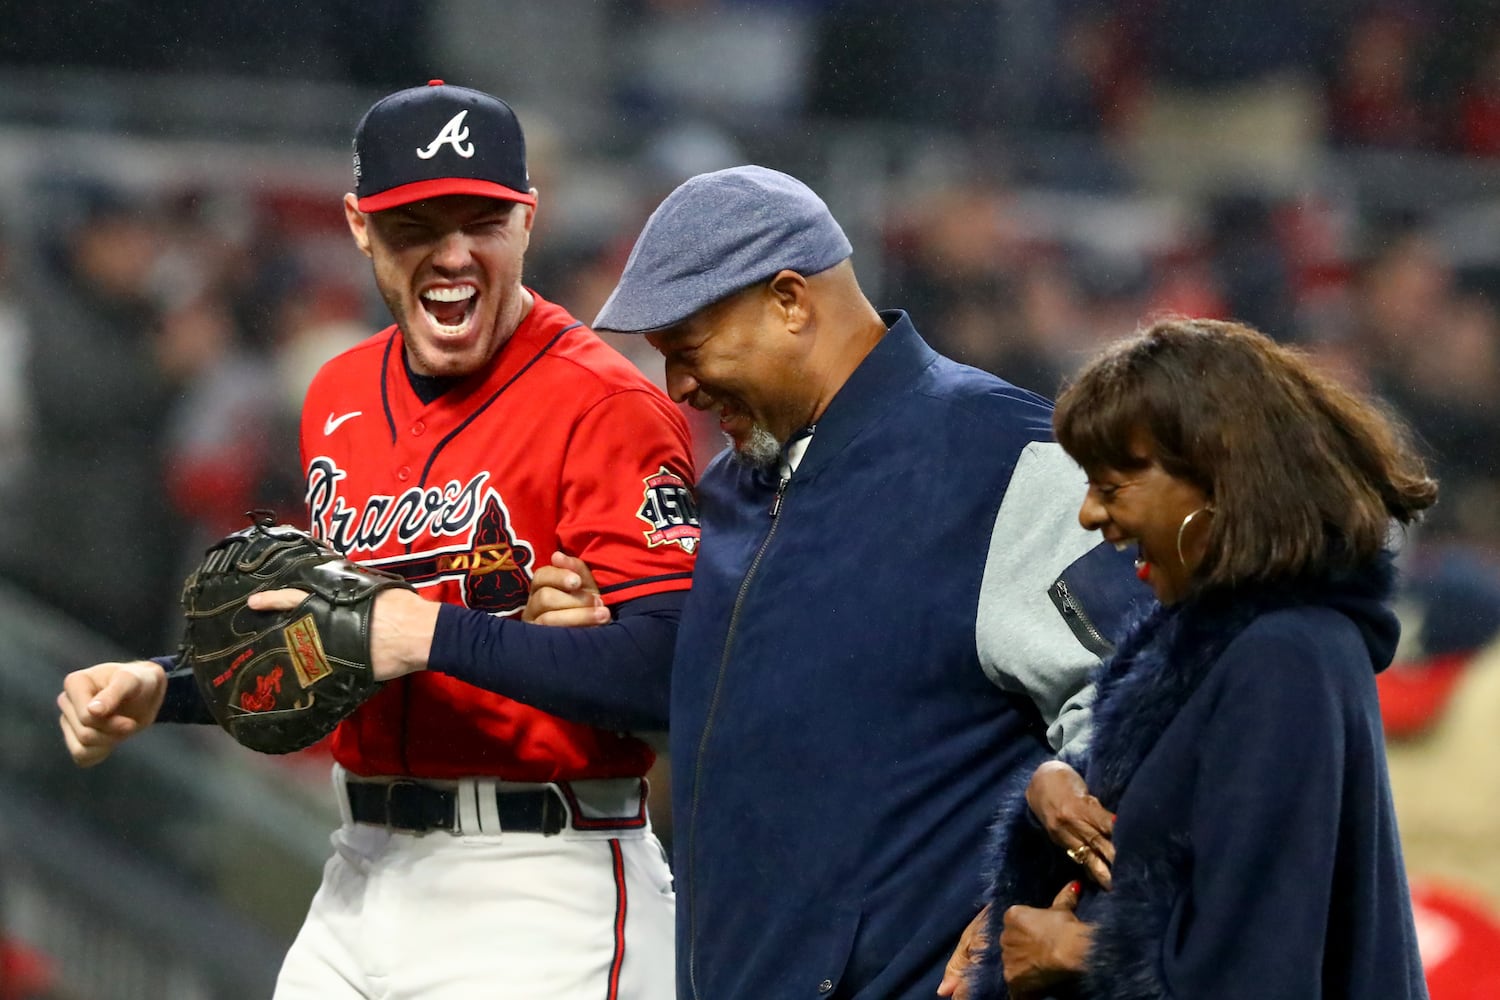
416, 111, 475, 160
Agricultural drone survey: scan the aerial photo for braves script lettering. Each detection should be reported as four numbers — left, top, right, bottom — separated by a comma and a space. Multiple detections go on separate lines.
305, 457, 489, 554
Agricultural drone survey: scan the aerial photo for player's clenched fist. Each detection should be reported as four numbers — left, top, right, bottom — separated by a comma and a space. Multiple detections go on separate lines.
57, 660, 168, 767
524, 552, 609, 627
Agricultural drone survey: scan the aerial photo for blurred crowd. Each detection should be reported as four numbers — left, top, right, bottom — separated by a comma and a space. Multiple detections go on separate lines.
803, 0, 1500, 156
0, 180, 370, 654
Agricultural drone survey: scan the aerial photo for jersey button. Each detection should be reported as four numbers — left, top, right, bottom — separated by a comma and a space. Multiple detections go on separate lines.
396, 467, 410, 482
818, 980, 833, 994
411, 421, 425, 436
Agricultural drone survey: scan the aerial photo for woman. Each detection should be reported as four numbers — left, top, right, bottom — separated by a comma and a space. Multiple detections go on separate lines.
970, 318, 1435, 999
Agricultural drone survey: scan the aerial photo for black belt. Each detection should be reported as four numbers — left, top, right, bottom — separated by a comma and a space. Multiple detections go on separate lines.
345, 780, 566, 835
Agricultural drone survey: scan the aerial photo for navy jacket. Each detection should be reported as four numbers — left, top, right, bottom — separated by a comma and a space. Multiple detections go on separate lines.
671, 313, 1143, 999
977, 558, 1429, 999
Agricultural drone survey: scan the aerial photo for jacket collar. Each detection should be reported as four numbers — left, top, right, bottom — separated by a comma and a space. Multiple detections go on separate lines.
792, 310, 937, 482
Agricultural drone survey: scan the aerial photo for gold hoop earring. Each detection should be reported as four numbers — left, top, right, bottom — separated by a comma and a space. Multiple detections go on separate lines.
1176, 505, 1213, 568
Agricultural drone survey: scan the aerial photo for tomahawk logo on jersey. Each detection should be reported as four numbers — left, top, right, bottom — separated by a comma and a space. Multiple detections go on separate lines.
297, 292, 699, 781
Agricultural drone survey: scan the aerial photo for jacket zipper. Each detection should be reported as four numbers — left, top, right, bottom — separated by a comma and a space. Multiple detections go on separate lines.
1049, 577, 1114, 657
687, 474, 789, 999
769, 474, 788, 518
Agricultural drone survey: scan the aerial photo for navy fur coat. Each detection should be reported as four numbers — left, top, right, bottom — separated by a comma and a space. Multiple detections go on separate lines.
973, 558, 1429, 999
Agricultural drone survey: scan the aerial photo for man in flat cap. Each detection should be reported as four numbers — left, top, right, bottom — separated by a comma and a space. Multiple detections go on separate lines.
528, 165, 1145, 999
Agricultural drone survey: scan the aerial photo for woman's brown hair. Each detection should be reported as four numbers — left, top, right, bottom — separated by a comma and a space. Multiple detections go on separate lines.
1054, 318, 1438, 589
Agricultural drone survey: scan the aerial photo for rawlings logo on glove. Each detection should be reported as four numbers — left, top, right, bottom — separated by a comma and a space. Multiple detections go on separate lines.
179, 512, 415, 754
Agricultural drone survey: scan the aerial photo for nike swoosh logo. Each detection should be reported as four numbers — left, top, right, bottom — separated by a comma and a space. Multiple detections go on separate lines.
324, 410, 363, 435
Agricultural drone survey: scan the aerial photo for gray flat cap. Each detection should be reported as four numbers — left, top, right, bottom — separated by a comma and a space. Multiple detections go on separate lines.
593, 165, 853, 333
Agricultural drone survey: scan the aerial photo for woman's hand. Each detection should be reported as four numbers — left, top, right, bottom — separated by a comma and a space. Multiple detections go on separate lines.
1027, 760, 1115, 889
1000, 882, 1092, 998
936, 904, 991, 998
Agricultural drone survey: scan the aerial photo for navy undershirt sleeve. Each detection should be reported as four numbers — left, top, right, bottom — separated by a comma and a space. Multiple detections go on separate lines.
158, 368, 682, 733
427, 589, 681, 732
153, 655, 217, 725
153, 589, 681, 730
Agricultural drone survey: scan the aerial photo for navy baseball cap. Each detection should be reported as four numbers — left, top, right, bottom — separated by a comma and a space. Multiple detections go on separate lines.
593, 165, 853, 333
353, 80, 535, 212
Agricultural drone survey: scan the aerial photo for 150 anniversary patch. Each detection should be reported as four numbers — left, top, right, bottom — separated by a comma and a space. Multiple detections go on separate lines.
636, 467, 700, 553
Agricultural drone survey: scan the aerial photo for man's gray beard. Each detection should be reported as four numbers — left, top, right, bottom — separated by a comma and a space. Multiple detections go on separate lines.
727, 424, 782, 470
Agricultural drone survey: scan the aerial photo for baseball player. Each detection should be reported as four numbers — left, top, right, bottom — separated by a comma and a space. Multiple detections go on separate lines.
55, 81, 696, 999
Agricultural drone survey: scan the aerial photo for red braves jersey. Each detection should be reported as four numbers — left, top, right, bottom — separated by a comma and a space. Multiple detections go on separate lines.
299, 292, 698, 780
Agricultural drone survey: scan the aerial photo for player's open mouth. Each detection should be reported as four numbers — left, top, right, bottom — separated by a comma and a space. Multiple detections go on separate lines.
420, 285, 478, 334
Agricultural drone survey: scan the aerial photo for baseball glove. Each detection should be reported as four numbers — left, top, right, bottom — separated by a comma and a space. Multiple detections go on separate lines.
179, 513, 415, 754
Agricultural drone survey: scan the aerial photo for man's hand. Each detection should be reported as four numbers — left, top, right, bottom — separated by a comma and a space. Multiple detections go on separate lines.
248, 587, 438, 682
1000, 882, 1092, 998
57, 660, 168, 766
936, 903, 991, 998
524, 552, 608, 627
1027, 760, 1115, 889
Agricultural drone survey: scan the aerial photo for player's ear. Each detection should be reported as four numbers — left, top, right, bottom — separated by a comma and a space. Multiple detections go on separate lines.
519, 190, 539, 232
343, 193, 373, 258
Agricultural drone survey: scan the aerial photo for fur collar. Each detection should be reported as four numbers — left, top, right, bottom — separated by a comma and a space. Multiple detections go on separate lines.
1086, 556, 1394, 810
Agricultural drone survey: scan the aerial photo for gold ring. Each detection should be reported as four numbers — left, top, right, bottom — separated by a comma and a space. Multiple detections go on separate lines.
1066, 844, 1093, 865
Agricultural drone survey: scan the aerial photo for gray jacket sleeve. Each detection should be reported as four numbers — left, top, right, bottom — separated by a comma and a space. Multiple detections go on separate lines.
976, 441, 1103, 758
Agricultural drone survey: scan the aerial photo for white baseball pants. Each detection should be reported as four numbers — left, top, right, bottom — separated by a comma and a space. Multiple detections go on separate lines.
271, 771, 675, 999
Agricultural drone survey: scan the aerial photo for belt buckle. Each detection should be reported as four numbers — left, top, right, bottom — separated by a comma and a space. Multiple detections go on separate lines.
491, 785, 567, 836
383, 779, 423, 833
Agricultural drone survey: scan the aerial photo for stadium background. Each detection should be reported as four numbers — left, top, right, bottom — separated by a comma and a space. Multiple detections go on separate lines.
1, 1, 1498, 996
